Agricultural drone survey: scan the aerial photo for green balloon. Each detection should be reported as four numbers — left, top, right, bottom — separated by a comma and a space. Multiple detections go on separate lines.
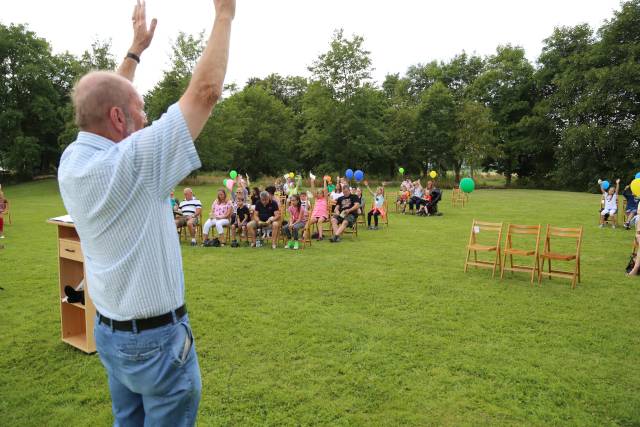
229, 170, 238, 179
223, 178, 228, 186
460, 177, 475, 193
399, 167, 405, 174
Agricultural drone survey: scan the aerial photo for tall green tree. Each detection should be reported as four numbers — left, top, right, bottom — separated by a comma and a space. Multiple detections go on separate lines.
199, 86, 297, 176
308, 29, 372, 100
415, 82, 457, 176
0, 24, 65, 177
145, 32, 204, 121
473, 45, 536, 185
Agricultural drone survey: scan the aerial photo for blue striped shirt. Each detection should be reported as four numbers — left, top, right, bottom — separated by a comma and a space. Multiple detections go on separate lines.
58, 103, 201, 321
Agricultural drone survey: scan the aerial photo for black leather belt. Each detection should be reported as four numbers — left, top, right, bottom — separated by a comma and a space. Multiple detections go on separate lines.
98, 305, 187, 332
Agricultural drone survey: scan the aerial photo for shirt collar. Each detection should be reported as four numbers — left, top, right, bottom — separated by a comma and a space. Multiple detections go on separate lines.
76, 131, 117, 150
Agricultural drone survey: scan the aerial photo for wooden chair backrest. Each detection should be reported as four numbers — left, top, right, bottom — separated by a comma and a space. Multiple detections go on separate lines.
543, 225, 583, 254
548, 226, 582, 238
505, 223, 541, 250
473, 220, 502, 232
507, 224, 541, 235
469, 220, 503, 246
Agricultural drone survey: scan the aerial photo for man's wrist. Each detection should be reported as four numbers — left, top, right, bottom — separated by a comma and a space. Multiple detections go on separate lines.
126, 52, 141, 64
215, 13, 234, 23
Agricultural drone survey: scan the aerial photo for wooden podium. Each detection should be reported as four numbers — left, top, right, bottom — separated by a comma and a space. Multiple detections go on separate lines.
48, 216, 96, 353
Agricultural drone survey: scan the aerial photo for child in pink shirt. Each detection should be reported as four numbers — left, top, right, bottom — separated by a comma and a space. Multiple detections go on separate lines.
283, 194, 307, 249
309, 177, 329, 241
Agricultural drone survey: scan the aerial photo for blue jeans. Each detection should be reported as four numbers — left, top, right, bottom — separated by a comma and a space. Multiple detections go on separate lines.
94, 314, 202, 427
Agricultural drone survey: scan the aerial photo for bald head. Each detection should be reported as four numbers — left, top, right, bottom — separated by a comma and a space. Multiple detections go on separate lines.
72, 71, 137, 132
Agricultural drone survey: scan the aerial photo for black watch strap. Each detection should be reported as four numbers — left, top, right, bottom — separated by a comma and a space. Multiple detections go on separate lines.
126, 52, 140, 63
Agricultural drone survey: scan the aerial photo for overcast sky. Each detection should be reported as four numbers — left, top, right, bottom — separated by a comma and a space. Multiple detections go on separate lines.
1, 0, 623, 94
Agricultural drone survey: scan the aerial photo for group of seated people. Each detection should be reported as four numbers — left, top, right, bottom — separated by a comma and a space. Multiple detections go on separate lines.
600, 179, 640, 230
170, 174, 388, 248
396, 178, 442, 216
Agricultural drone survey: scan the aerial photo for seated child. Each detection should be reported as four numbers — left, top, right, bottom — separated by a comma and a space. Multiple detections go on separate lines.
282, 194, 307, 250
364, 181, 385, 229
600, 179, 620, 228
309, 176, 329, 240
355, 188, 364, 216
230, 196, 251, 247
397, 185, 409, 214
300, 190, 312, 212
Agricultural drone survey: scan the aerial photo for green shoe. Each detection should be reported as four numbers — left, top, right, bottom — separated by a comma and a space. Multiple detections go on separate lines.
293, 241, 299, 250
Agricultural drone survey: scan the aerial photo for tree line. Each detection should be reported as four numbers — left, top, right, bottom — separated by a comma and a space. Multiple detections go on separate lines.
1, 0, 638, 191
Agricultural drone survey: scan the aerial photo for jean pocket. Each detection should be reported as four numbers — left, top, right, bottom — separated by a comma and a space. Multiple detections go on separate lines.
169, 322, 194, 368
117, 343, 161, 362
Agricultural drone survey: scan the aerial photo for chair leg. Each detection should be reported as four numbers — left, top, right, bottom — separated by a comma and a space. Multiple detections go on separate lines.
500, 251, 506, 279
538, 258, 544, 285
464, 250, 471, 273
491, 251, 498, 278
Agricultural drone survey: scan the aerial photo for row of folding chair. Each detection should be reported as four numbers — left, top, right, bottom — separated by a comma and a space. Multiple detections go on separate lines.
464, 220, 583, 288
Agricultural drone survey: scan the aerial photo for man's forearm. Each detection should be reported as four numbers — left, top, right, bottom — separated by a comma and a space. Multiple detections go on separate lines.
180, 13, 233, 138
117, 52, 139, 82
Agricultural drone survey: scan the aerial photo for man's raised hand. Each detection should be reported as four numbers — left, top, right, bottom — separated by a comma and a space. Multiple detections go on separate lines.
130, 0, 157, 55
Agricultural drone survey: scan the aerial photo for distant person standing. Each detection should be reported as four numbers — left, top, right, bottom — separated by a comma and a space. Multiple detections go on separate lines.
57, 1, 236, 425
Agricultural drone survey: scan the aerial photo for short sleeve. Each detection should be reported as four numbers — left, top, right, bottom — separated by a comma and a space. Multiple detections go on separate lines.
126, 103, 201, 199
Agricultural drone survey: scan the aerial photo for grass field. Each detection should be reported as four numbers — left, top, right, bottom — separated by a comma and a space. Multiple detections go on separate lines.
1, 179, 639, 426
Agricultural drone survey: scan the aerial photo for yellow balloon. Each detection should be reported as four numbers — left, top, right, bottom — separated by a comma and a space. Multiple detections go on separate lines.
429, 171, 437, 179
289, 172, 294, 178
631, 178, 640, 196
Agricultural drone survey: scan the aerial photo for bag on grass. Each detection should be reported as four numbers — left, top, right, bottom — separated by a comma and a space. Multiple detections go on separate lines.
626, 254, 637, 275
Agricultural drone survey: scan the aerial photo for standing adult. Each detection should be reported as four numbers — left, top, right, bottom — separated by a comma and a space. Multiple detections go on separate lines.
57, 1, 236, 425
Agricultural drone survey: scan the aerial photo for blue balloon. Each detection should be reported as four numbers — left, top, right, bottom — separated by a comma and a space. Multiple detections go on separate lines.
354, 170, 364, 182
635, 172, 640, 179
602, 180, 610, 190
345, 169, 354, 179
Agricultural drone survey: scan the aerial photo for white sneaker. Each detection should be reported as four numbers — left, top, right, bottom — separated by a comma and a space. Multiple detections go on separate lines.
599, 224, 604, 228
0, 235, 4, 239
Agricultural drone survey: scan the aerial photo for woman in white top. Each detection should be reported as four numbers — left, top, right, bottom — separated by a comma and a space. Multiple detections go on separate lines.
203, 189, 232, 245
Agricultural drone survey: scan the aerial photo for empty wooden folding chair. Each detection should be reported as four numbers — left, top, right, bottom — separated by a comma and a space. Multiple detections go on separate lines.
538, 225, 583, 289
451, 188, 465, 208
500, 224, 541, 284
464, 220, 503, 277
